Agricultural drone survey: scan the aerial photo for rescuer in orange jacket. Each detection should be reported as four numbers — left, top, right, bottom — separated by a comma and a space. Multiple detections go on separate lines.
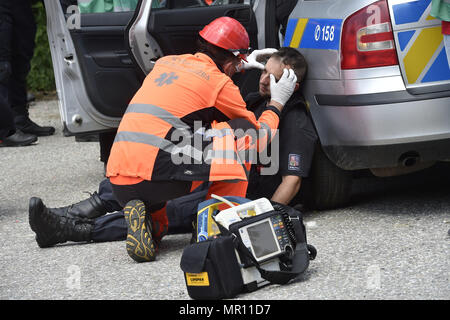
105, 17, 297, 263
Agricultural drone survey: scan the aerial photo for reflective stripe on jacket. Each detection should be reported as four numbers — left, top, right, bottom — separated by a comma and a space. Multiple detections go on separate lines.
106, 53, 280, 183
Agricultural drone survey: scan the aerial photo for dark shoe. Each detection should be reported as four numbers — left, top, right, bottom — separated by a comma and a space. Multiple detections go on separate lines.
29, 197, 94, 248
15, 116, 55, 136
0, 130, 37, 147
54, 192, 107, 220
124, 200, 157, 262
75, 133, 99, 142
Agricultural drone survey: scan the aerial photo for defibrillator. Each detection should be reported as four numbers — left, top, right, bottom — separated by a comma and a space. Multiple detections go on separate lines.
229, 209, 295, 264
195, 195, 252, 242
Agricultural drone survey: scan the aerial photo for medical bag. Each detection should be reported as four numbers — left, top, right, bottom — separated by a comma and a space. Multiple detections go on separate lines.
180, 196, 317, 300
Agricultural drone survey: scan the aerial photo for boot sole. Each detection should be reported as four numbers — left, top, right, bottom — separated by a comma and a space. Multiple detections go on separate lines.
28, 197, 42, 233
28, 197, 52, 248
124, 200, 156, 263
0, 136, 38, 147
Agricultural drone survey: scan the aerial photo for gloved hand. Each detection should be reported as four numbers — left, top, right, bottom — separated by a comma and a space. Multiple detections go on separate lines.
270, 68, 297, 106
241, 48, 278, 70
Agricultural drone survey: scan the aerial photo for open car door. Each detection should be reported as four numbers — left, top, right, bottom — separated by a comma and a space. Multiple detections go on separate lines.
44, 0, 142, 134
44, 0, 267, 135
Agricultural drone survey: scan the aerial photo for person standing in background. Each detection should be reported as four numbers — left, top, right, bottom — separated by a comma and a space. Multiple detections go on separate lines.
0, 0, 55, 147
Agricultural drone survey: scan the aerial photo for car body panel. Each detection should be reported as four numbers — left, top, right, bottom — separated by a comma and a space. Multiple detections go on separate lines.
286, 0, 450, 170
389, 0, 450, 93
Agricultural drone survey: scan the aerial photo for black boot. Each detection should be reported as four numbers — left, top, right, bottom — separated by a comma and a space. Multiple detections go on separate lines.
58, 191, 108, 220
29, 197, 94, 248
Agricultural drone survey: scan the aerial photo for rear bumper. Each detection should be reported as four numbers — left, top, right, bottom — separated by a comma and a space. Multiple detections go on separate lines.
309, 90, 450, 170
323, 138, 450, 170
315, 89, 450, 107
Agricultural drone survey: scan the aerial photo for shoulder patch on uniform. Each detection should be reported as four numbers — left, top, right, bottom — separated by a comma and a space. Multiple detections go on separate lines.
288, 154, 301, 171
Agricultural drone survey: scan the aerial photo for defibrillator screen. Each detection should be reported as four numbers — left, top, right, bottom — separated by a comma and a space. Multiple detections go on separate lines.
247, 221, 279, 259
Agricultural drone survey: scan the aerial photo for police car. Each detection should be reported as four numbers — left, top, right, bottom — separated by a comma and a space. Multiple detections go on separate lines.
44, 0, 450, 210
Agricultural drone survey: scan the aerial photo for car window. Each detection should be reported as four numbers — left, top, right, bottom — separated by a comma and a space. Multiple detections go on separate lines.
152, 0, 245, 10
205, 0, 246, 5
70, 0, 248, 14
76, 0, 139, 13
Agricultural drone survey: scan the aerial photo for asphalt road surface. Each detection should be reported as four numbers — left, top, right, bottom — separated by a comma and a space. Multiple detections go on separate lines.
1, 99, 449, 301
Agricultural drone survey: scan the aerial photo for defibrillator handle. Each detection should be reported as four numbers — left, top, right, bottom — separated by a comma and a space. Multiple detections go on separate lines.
272, 203, 297, 251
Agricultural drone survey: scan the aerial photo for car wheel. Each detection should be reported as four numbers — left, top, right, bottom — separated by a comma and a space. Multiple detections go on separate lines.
301, 144, 353, 210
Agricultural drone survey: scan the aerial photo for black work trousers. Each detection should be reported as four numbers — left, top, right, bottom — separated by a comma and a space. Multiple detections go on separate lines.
0, 89, 13, 139
92, 179, 208, 242
0, 0, 37, 124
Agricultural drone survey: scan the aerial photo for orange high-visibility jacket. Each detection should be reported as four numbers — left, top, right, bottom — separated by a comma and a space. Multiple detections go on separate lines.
106, 53, 280, 184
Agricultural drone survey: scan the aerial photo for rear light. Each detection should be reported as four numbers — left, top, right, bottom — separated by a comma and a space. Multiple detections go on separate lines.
341, 0, 398, 69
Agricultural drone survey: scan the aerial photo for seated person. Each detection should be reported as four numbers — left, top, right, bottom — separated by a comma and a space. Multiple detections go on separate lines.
246, 47, 317, 207
28, 47, 316, 247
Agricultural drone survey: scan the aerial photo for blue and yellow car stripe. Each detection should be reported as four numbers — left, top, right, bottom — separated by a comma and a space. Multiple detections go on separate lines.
392, 0, 433, 24
392, 0, 450, 84
284, 18, 309, 48
284, 18, 342, 50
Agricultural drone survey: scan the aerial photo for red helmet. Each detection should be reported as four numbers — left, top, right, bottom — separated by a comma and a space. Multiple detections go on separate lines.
199, 17, 250, 61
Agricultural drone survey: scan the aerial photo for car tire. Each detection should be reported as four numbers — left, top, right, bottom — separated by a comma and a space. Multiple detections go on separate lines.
301, 144, 353, 210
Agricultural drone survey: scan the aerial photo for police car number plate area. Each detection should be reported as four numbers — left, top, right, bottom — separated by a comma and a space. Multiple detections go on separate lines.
284, 18, 342, 50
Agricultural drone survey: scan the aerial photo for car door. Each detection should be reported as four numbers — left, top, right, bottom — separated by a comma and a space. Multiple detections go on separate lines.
45, 0, 264, 135
44, 0, 143, 135
130, 0, 264, 98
